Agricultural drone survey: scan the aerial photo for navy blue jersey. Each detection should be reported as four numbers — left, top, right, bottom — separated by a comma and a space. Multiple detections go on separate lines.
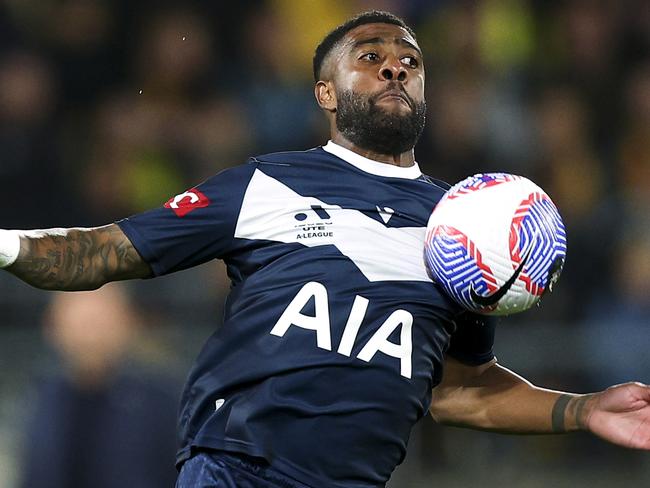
117, 142, 495, 488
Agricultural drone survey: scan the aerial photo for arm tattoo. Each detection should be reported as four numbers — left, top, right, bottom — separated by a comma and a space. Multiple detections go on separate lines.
8, 225, 151, 291
573, 395, 590, 430
552, 394, 572, 432
552, 394, 591, 432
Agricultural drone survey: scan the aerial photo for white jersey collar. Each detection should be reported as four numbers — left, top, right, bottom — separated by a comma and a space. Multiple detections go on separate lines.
322, 141, 422, 179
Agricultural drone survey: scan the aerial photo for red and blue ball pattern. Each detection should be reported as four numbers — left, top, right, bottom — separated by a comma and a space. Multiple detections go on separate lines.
509, 192, 567, 298
425, 225, 500, 312
444, 173, 523, 200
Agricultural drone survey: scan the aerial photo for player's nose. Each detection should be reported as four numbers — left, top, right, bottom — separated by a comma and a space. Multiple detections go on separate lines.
379, 55, 407, 82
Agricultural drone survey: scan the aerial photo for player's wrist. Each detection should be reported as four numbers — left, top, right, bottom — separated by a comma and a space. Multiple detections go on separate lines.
552, 393, 596, 432
0, 230, 21, 268
567, 394, 596, 432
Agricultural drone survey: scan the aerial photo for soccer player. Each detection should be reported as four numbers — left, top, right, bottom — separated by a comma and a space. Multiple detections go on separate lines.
2, 10, 649, 488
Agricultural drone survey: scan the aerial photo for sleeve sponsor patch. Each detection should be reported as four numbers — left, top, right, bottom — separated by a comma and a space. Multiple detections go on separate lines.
164, 189, 211, 217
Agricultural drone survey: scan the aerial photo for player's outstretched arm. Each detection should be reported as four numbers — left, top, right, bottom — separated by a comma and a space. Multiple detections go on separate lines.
430, 357, 650, 449
0, 224, 151, 291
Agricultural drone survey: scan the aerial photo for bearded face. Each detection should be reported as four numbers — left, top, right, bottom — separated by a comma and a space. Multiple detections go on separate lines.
335, 83, 426, 156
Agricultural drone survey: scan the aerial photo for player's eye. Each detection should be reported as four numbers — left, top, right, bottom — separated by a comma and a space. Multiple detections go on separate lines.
402, 56, 419, 69
360, 52, 380, 62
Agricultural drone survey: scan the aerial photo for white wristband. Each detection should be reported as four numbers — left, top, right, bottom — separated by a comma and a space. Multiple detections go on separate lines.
0, 230, 21, 268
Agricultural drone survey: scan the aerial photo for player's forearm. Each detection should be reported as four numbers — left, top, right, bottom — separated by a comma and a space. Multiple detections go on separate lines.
3, 224, 151, 291
430, 362, 595, 434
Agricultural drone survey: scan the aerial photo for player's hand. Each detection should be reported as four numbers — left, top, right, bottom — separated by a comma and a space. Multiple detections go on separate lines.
584, 382, 650, 450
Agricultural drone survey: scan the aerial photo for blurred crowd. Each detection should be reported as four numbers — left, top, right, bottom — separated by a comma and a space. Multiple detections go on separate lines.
1, 0, 649, 323
1, 0, 649, 486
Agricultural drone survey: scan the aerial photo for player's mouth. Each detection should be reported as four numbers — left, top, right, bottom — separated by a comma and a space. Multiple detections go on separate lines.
376, 89, 412, 108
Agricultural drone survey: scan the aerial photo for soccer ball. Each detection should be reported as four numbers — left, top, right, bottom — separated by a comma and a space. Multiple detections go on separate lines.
424, 173, 567, 316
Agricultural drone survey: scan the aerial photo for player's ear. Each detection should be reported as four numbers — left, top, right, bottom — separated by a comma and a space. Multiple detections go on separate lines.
315, 81, 336, 112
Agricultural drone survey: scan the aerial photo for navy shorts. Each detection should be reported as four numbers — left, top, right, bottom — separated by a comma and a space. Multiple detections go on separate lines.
175, 451, 312, 488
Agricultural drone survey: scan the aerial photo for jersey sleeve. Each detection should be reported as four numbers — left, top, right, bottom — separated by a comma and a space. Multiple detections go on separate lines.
445, 312, 496, 366
116, 163, 256, 277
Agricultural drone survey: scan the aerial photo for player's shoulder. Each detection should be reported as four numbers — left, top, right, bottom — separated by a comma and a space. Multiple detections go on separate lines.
417, 173, 452, 192
409, 172, 452, 207
199, 147, 332, 192
202, 159, 258, 187
248, 146, 333, 167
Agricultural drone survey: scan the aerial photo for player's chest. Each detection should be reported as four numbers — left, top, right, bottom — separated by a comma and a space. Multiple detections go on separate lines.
234, 168, 437, 283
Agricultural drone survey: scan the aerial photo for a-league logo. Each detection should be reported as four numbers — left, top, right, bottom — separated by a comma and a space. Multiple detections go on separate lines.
164, 189, 211, 217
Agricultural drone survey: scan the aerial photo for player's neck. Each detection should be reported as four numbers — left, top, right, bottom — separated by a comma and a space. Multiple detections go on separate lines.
330, 135, 415, 168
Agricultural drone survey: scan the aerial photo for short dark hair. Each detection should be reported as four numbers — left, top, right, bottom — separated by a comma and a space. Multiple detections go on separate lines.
313, 10, 416, 82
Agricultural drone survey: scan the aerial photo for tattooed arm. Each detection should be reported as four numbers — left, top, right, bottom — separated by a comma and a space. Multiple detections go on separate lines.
6, 224, 152, 291
430, 357, 650, 448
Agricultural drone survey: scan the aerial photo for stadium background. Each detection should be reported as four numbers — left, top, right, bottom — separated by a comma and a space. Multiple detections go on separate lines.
0, 0, 649, 486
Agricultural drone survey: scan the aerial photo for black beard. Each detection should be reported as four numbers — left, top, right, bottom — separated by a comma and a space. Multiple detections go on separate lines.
335, 86, 426, 155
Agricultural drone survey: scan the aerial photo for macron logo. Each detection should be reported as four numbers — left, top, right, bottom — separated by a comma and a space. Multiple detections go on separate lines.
164, 189, 210, 217
376, 206, 395, 224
